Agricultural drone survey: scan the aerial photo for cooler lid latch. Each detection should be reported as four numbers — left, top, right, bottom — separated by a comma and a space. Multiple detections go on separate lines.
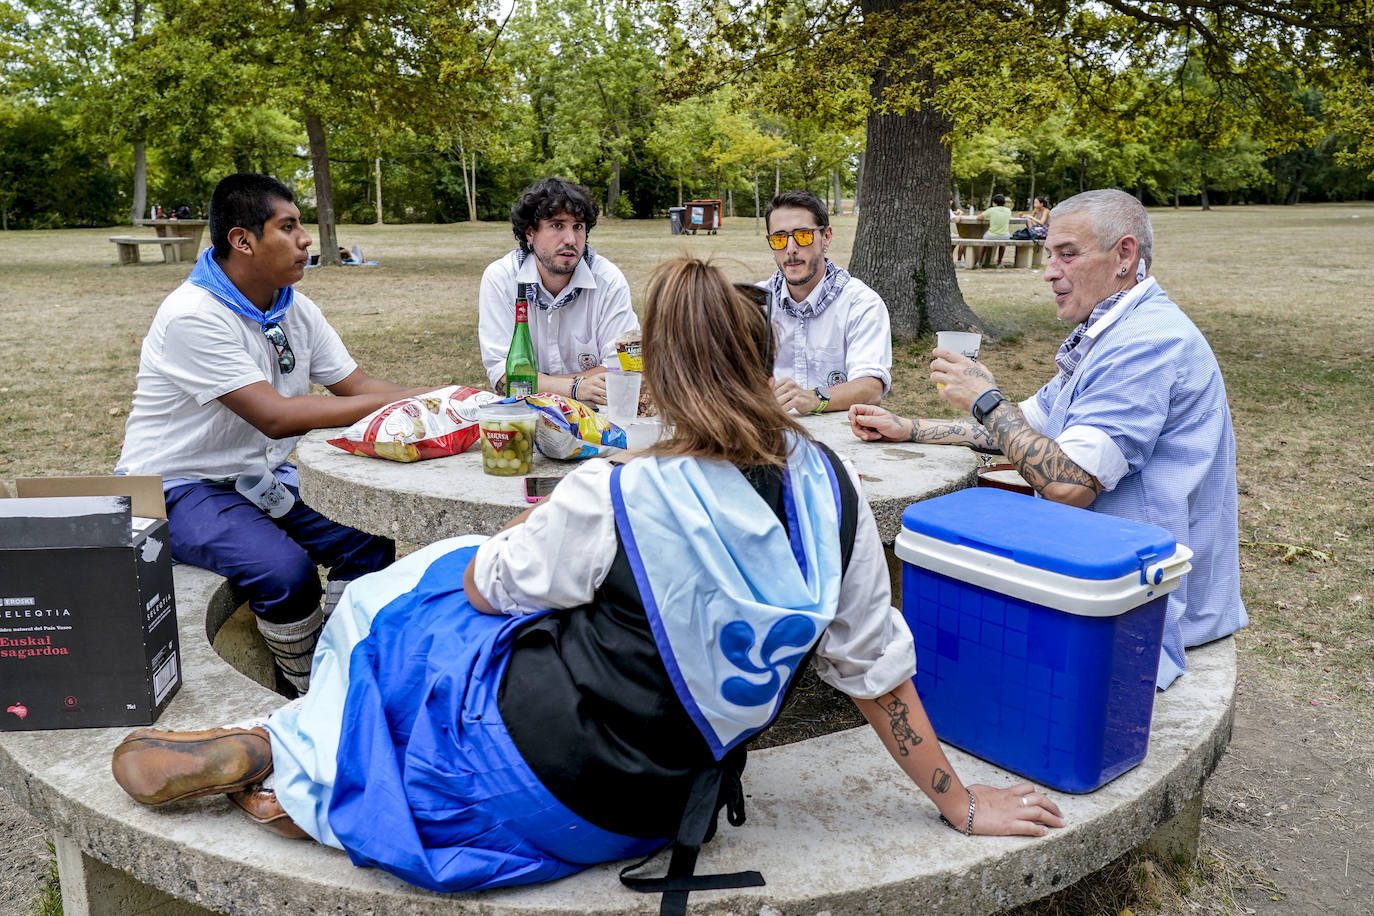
1137, 550, 1162, 586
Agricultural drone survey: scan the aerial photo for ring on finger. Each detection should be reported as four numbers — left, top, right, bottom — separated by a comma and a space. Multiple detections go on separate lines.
1021, 795, 1030, 806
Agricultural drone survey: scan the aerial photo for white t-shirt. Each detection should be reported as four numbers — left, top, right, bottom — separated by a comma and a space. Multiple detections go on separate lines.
115, 282, 356, 481
769, 274, 892, 394
477, 250, 639, 388
473, 456, 917, 700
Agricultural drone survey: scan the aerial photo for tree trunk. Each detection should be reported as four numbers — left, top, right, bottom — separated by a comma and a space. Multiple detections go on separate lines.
305, 111, 340, 266
727, 188, 734, 218
753, 166, 761, 233
774, 165, 780, 197
677, 177, 683, 207
832, 170, 843, 215
468, 151, 478, 221
849, 45, 983, 339
374, 157, 384, 225
854, 153, 864, 214
131, 142, 147, 224
606, 158, 621, 215
1284, 168, 1306, 205
1199, 172, 1212, 211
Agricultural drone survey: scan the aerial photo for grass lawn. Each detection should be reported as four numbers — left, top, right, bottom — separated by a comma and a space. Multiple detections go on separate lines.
0, 202, 1371, 914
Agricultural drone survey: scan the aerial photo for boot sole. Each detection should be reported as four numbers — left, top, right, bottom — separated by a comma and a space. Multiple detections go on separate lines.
111, 728, 272, 806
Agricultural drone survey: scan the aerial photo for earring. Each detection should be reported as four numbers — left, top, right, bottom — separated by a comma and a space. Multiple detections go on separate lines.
1119, 267, 1127, 276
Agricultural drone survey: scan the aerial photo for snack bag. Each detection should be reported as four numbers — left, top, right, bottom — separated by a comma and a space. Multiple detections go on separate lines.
328, 386, 498, 462
521, 393, 627, 459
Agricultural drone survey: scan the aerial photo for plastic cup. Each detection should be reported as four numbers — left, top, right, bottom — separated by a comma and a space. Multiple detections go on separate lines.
623, 418, 665, 450
604, 369, 642, 420
935, 331, 982, 389
478, 403, 536, 477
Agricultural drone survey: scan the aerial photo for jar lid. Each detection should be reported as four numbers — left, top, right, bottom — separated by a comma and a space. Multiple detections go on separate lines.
478, 401, 534, 420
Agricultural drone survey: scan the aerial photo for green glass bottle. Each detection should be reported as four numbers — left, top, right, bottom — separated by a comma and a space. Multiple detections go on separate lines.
505, 283, 538, 399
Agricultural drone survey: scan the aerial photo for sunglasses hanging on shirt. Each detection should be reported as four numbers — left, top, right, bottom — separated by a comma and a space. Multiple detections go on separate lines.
262, 323, 295, 374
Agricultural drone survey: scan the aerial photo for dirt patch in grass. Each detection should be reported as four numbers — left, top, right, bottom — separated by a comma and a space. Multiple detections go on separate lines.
1, 204, 1372, 915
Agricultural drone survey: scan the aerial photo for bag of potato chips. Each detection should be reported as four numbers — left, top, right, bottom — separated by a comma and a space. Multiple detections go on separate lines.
328, 386, 498, 462
522, 393, 627, 459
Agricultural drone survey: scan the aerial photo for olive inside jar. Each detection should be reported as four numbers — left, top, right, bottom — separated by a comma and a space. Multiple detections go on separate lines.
478, 402, 537, 476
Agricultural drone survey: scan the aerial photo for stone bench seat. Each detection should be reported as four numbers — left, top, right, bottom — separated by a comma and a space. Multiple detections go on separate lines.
109, 235, 196, 265
0, 564, 1235, 916
951, 236, 1045, 269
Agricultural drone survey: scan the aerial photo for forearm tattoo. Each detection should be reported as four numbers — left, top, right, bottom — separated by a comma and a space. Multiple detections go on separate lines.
879, 693, 924, 757
932, 768, 952, 794
910, 419, 1003, 455
983, 403, 1101, 495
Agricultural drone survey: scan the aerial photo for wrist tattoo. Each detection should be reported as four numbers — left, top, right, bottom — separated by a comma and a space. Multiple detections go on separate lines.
984, 407, 1101, 494
879, 693, 924, 756
932, 768, 952, 794
911, 419, 1000, 453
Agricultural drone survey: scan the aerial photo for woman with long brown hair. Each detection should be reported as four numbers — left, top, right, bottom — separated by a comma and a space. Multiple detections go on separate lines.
111, 256, 1061, 904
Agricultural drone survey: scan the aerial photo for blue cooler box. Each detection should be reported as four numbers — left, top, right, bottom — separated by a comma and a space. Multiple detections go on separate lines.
895, 488, 1192, 793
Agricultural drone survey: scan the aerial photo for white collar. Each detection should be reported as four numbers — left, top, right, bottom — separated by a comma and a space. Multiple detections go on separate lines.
515, 250, 597, 298
1084, 276, 1158, 341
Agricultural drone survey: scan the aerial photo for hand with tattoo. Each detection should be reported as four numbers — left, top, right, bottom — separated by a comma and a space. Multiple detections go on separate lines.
930, 347, 998, 412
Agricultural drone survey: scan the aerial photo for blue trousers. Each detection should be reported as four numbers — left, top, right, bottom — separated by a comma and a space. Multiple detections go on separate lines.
164, 480, 394, 624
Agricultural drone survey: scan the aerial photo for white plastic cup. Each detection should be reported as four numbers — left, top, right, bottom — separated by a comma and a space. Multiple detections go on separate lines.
936, 330, 982, 361
236, 467, 294, 518
935, 331, 981, 390
623, 418, 665, 450
604, 369, 642, 420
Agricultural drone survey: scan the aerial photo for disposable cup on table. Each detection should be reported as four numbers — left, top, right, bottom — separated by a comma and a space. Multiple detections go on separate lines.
604, 369, 642, 421
935, 331, 981, 389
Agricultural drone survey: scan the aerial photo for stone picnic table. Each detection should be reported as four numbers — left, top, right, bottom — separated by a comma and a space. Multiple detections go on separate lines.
294, 412, 980, 549
135, 218, 209, 252
951, 215, 1028, 239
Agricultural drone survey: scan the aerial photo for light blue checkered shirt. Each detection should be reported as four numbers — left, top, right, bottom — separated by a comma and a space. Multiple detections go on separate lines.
1030, 281, 1247, 688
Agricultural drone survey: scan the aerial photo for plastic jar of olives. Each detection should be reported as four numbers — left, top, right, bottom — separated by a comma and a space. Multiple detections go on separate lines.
477, 402, 537, 476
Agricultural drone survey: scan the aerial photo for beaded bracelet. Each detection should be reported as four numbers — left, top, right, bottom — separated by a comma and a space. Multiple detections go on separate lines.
569, 375, 584, 400
938, 787, 976, 836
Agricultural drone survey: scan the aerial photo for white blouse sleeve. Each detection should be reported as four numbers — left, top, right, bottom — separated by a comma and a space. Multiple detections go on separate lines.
472, 460, 620, 614
811, 457, 918, 699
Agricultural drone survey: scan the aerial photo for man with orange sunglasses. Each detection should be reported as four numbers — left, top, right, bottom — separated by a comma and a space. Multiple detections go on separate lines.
762, 191, 891, 415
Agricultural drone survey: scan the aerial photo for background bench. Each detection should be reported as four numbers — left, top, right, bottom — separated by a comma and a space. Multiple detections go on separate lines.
109, 235, 195, 265
0, 564, 1235, 916
952, 237, 1045, 269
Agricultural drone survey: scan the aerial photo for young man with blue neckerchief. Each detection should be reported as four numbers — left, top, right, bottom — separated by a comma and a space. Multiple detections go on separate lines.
762, 190, 891, 416
116, 173, 432, 694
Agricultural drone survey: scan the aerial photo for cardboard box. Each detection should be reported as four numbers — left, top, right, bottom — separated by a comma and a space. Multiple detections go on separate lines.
895, 488, 1192, 793
1, 477, 180, 731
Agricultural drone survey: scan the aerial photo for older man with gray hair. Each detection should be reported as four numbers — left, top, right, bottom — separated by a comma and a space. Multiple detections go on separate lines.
849, 188, 1246, 689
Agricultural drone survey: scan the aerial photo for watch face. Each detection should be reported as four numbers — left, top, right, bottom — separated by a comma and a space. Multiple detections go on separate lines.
814, 387, 831, 401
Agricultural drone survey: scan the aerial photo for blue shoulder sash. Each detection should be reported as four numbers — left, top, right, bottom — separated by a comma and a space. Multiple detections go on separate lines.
609, 437, 843, 759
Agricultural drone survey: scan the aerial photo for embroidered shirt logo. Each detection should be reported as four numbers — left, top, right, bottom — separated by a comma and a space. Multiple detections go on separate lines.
827, 369, 848, 387
718, 615, 816, 707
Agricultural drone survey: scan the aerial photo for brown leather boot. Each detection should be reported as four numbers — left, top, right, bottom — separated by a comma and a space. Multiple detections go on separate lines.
111, 727, 272, 806
228, 785, 310, 840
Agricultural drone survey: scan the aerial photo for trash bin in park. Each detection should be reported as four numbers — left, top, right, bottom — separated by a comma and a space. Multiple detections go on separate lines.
668, 207, 685, 235
685, 200, 722, 235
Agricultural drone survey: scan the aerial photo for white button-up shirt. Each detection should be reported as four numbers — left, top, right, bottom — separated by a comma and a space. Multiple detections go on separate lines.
768, 273, 892, 394
478, 249, 639, 388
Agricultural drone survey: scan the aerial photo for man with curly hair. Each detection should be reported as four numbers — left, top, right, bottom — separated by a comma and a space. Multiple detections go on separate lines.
477, 177, 638, 406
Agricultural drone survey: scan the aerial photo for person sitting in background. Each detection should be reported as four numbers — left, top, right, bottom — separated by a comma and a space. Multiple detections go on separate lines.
477, 177, 638, 407
1024, 196, 1051, 238
849, 189, 1247, 689
115, 173, 433, 694
761, 190, 890, 415
980, 193, 1013, 267
111, 256, 1062, 906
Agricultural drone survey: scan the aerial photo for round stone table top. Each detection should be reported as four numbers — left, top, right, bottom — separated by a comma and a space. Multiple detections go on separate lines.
296, 412, 978, 545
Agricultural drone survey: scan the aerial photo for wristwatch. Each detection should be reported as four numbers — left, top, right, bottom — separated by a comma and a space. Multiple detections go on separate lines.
810, 386, 831, 415
971, 388, 1007, 425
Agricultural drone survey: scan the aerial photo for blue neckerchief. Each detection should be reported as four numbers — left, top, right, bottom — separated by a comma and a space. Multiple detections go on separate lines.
769, 258, 850, 319
609, 436, 843, 759
513, 246, 598, 312
187, 247, 293, 327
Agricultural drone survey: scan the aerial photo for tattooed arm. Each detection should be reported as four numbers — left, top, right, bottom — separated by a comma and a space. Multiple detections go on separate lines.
852, 680, 1064, 837
978, 399, 1100, 507
848, 405, 1003, 453
928, 348, 1101, 507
